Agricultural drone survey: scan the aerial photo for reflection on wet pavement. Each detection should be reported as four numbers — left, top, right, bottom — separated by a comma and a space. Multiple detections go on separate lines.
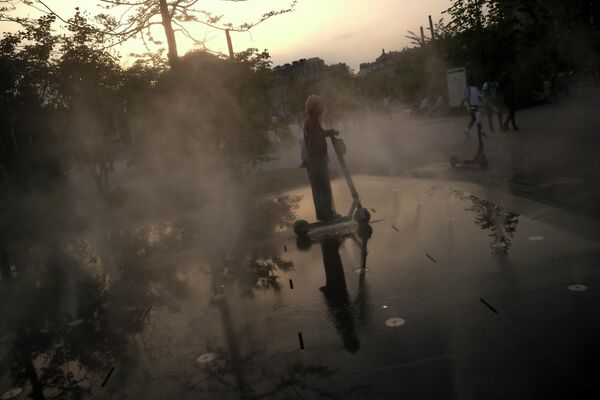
447, 188, 520, 254
1, 177, 600, 399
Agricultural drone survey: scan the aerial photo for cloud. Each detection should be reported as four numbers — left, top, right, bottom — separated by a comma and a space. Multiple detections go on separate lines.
331, 32, 355, 42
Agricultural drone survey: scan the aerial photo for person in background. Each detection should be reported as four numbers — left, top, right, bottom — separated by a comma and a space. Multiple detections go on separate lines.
418, 96, 431, 116
382, 96, 392, 119
501, 72, 520, 131
482, 76, 502, 132
303, 95, 340, 222
460, 78, 485, 139
427, 95, 444, 118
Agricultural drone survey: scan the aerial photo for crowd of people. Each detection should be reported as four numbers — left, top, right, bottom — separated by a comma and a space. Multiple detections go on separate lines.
416, 72, 521, 135
461, 72, 520, 139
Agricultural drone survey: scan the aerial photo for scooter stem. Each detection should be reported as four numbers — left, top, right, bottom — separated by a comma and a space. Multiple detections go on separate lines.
330, 136, 362, 208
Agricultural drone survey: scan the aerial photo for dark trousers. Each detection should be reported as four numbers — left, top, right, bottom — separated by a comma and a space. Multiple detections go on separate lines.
306, 156, 335, 221
503, 105, 519, 130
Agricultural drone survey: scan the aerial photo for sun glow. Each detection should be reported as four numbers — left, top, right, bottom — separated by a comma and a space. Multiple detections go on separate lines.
3, 0, 451, 69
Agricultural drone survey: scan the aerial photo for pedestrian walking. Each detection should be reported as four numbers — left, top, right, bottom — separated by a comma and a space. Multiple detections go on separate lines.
501, 72, 520, 131
482, 77, 502, 132
460, 78, 485, 140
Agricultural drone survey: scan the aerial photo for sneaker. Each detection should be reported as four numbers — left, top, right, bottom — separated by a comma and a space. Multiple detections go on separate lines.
325, 212, 342, 222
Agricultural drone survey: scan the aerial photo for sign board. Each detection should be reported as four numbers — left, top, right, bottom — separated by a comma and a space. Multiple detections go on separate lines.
447, 67, 466, 107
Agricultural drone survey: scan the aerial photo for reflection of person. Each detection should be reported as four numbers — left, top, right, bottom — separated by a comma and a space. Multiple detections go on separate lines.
319, 238, 360, 353
303, 95, 340, 222
1, 245, 11, 279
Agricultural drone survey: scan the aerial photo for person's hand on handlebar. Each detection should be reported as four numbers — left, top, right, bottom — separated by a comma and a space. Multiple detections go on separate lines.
326, 129, 340, 137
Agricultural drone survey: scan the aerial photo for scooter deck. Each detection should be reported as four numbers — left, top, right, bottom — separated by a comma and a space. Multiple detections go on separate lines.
294, 135, 370, 237
450, 155, 488, 169
298, 215, 353, 233
451, 157, 478, 165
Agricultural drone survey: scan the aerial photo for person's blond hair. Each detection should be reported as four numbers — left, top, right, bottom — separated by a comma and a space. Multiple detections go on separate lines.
305, 95, 324, 116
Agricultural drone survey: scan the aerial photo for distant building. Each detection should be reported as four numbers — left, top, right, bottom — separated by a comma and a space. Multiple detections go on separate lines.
270, 57, 327, 117
358, 49, 402, 77
358, 62, 380, 76
273, 57, 326, 81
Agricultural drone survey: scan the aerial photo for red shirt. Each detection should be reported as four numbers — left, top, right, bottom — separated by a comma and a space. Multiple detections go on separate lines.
303, 114, 328, 159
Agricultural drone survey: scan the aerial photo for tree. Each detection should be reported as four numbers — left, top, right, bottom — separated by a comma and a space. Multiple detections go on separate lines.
441, 0, 599, 100
96, 0, 298, 66
0, 14, 64, 188
55, 9, 124, 194
135, 49, 275, 175
2, 1, 298, 67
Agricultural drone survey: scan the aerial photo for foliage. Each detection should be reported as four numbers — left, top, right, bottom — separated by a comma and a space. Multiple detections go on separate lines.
140, 49, 274, 173
272, 61, 359, 122
356, 0, 599, 104
95, 0, 297, 65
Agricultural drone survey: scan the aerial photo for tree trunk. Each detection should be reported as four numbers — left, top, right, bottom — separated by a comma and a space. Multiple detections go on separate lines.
158, 0, 179, 66
0, 244, 10, 279
18, 331, 46, 400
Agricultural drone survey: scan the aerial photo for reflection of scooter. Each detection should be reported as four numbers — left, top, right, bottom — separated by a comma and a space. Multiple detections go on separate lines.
296, 222, 373, 252
294, 136, 371, 236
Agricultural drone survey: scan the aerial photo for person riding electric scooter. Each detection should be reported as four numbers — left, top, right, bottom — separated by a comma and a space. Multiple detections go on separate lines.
294, 95, 371, 237
303, 95, 341, 222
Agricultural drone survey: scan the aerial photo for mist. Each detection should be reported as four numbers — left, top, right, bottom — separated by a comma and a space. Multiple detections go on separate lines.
1, 0, 600, 398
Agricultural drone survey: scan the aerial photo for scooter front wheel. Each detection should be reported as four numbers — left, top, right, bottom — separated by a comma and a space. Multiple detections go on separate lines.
354, 208, 371, 224
450, 156, 459, 168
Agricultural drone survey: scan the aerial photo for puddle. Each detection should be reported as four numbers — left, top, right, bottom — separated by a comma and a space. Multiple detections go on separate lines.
528, 236, 544, 241
196, 353, 218, 364
43, 387, 62, 398
385, 318, 406, 327
1, 388, 23, 400
567, 284, 588, 292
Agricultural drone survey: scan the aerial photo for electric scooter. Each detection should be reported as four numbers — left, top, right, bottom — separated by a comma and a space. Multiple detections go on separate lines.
450, 122, 489, 169
293, 135, 371, 237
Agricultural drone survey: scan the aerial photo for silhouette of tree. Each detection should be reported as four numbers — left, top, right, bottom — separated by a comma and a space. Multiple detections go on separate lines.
95, 0, 298, 66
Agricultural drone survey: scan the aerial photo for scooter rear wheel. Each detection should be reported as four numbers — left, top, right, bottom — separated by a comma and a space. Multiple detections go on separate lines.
293, 220, 309, 236
479, 157, 489, 169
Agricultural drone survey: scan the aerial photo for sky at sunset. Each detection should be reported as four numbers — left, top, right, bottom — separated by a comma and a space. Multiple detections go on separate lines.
2, 0, 453, 70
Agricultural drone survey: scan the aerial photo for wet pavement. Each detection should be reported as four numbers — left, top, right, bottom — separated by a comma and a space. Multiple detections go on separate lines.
2, 176, 600, 399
